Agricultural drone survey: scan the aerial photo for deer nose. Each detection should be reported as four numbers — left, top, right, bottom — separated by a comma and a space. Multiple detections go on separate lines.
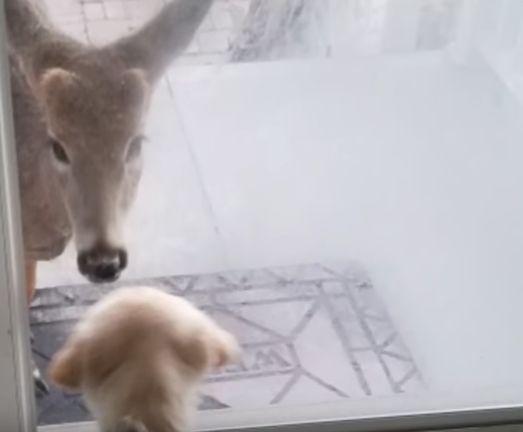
77, 246, 128, 283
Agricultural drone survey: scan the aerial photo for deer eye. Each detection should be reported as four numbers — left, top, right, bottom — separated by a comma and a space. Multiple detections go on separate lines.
126, 135, 145, 162
49, 138, 70, 164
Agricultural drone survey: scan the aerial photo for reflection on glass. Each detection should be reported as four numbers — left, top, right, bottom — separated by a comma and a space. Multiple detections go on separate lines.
11, 0, 523, 427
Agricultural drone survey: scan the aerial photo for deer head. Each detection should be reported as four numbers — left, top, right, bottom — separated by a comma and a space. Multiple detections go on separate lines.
6, 0, 213, 282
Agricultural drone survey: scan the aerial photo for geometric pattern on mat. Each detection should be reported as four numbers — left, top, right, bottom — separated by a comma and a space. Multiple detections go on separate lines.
31, 262, 424, 425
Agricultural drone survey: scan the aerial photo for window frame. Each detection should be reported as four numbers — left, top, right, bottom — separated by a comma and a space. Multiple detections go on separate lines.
2, 1, 523, 432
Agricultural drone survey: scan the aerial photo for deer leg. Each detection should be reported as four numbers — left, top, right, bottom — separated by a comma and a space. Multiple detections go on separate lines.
25, 258, 49, 395
25, 258, 36, 304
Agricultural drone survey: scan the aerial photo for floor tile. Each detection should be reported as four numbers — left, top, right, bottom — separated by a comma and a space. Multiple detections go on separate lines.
83, 3, 105, 20
103, 1, 126, 20
85, 19, 133, 44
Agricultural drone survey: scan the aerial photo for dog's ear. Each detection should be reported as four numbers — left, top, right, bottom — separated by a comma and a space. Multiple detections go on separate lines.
110, 0, 213, 83
207, 328, 240, 369
81, 327, 133, 385
175, 327, 240, 371
48, 339, 84, 390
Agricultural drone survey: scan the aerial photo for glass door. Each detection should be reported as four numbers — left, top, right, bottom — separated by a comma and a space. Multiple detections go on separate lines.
3, 0, 523, 431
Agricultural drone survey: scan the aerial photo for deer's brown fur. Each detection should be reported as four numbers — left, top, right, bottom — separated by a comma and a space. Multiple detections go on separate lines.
5, 0, 213, 288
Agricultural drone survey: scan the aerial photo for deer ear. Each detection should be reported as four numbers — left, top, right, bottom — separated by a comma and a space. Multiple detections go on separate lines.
111, 0, 213, 83
6, 0, 81, 83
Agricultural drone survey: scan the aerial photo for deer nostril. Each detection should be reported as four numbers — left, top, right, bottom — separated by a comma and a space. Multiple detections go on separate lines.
118, 249, 128, 271
77, 247, 127, 283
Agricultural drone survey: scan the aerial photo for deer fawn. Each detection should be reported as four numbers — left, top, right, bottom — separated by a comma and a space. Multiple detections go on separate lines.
5, 0, 213, 392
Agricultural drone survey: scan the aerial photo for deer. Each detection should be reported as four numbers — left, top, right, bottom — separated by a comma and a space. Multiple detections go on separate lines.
5, 0, 214, 394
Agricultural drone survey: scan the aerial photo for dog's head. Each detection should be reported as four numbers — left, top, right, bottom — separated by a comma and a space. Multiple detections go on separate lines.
48, 287, 239, 431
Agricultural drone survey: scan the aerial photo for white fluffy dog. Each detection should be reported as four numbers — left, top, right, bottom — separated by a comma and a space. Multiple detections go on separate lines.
49, 286, 239, 432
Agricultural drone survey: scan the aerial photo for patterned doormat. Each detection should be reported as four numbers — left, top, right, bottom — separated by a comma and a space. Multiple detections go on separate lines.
31, 263, 424, 426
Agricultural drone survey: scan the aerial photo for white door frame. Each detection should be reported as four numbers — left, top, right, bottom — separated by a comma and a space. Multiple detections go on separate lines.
0, 1, 37, 431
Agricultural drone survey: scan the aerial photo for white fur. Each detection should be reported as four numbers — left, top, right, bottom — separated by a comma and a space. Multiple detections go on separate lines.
49, 286, 239, 432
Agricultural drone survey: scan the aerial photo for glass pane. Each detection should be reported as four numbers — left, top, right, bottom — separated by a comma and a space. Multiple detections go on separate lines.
4, 0, 523, 429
